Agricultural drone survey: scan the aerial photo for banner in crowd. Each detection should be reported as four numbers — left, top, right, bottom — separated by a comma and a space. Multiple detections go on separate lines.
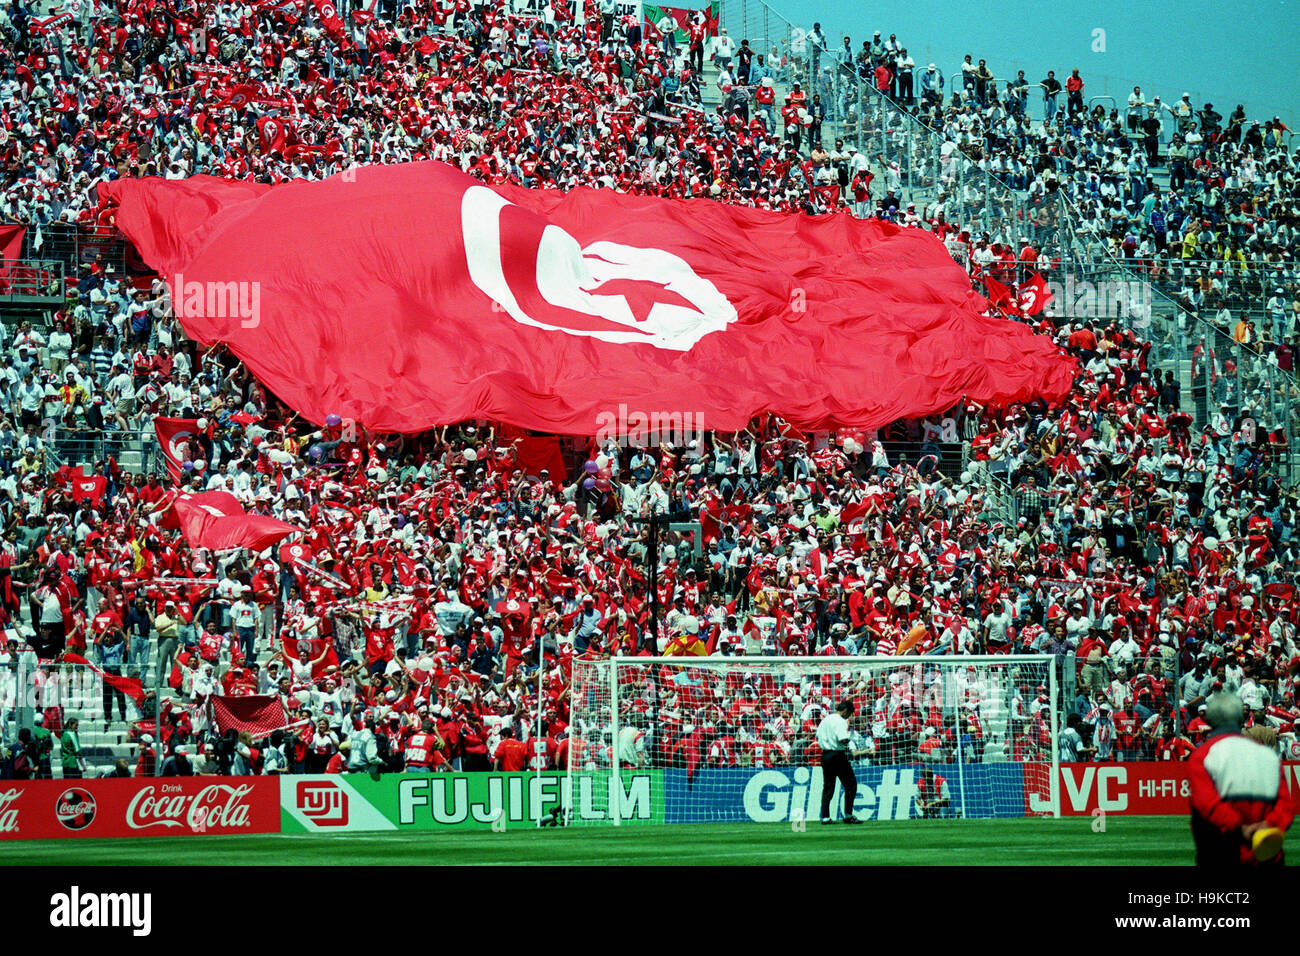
0, 778, 281, 840
612, 0, 643, 29
280, 771, 663, 832
644, 2, 717, 41
1024, 761, 1300, 816
505, 0, 582, 23
100, 162, 1076, 437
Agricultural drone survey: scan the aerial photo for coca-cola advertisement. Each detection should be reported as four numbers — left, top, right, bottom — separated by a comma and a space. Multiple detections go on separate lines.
0, 778, 280, 841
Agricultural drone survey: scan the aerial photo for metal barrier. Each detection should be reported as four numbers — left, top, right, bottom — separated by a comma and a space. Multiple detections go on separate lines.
19, 222, 129, 278
877, 440, 965, 479
0, 258, 65, 299
46, 427, 156, 476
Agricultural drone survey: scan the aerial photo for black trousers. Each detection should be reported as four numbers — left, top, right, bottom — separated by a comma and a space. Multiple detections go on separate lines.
102, 665, 127, 722
819, 751, 857, 821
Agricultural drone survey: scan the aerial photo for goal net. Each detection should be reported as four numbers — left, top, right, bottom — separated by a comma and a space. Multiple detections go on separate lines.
565, 655, 1059, 825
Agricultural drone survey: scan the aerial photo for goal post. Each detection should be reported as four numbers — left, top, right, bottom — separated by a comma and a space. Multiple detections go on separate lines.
565, 655, 1060, 825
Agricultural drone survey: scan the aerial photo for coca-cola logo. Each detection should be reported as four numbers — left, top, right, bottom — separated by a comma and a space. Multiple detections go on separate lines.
126, 784, 255, 831
55, 788, 97, 830
0, 788, 19, 834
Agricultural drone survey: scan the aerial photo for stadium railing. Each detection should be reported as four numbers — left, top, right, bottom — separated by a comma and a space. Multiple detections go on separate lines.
0, 259, 65, 302
46, 427, 156, 477
18, 223, 130, 283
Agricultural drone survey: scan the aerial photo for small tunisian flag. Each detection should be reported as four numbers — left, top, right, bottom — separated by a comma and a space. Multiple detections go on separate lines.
211, 83, 260, 110
1018, 273, 1054, 317
101, 162, 1075, 435
257, 116, 289, 154
282, 633, 339, 678
210, 695, 288, 736
155, 416, 203, 482
69, 475, 107, 505
313, 0, 346, 38
167, 491, 299, 552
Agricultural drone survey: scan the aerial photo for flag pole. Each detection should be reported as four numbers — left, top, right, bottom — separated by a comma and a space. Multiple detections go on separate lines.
154, 654, 162, 777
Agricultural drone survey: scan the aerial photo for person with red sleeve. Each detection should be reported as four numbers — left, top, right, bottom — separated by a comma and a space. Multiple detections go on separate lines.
687, 16, 705, 73
1187, 692, 1295, 865
1065, 68, 1084, 116
460, 716, 491, 771
404, 721, 448, 772
493, 726, 528, 771
1111, 702, 1139, 761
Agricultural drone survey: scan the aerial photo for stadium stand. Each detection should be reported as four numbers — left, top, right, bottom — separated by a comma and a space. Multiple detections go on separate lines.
0, 0, 1298, 781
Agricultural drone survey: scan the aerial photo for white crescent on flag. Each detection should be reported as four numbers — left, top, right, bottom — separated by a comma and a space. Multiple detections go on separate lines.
461, 184, 736, 351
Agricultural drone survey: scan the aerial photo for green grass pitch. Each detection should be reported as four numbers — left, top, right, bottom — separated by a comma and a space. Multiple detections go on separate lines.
0, 816, 1198, 865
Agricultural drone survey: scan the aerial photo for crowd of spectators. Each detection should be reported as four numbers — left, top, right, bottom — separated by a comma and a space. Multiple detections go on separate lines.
0, 0, 1298, 783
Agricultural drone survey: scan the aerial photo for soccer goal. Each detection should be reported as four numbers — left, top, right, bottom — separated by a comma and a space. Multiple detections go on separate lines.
565, 655, 1060, 825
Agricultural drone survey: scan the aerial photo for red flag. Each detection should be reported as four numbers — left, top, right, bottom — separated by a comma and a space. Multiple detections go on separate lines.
812, 184, 841, 208
495, 598, 532, 623
983, 275, 1014, 312
256, 116, 289, 154
312, 0, 346, 38
839, 501, 870, 550
101, 163, 1075, 436
211, 83, 261, 110
170, 491, 299, 551
154, 417, 202, 483
69, 475, 107, 505
511, 435, 566, 486
279, 540, 313, 566
808, 547, 825, 578
1017, 272, 1054, 317
210, 695, 288, 736
282, 633, 339, 678
392, 551, 417, 586
62, 653, 146, 705
0, 224, 23, 293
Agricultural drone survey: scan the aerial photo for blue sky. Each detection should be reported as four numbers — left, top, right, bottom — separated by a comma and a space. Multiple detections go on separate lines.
731, 0, 1300, 128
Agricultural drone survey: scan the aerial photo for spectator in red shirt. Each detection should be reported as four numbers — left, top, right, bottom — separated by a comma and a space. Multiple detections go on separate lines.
1066, 68, 1084, 115
493, 726, 528, 771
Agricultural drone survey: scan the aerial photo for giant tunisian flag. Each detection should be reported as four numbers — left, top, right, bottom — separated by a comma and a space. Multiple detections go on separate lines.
99, 162, 1075, 435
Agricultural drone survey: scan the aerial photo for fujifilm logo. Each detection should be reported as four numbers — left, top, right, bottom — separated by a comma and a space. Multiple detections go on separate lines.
49, 887, 152, 937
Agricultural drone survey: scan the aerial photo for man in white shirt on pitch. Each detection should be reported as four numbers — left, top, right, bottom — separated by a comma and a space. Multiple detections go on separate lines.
816, 699, 861, 824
